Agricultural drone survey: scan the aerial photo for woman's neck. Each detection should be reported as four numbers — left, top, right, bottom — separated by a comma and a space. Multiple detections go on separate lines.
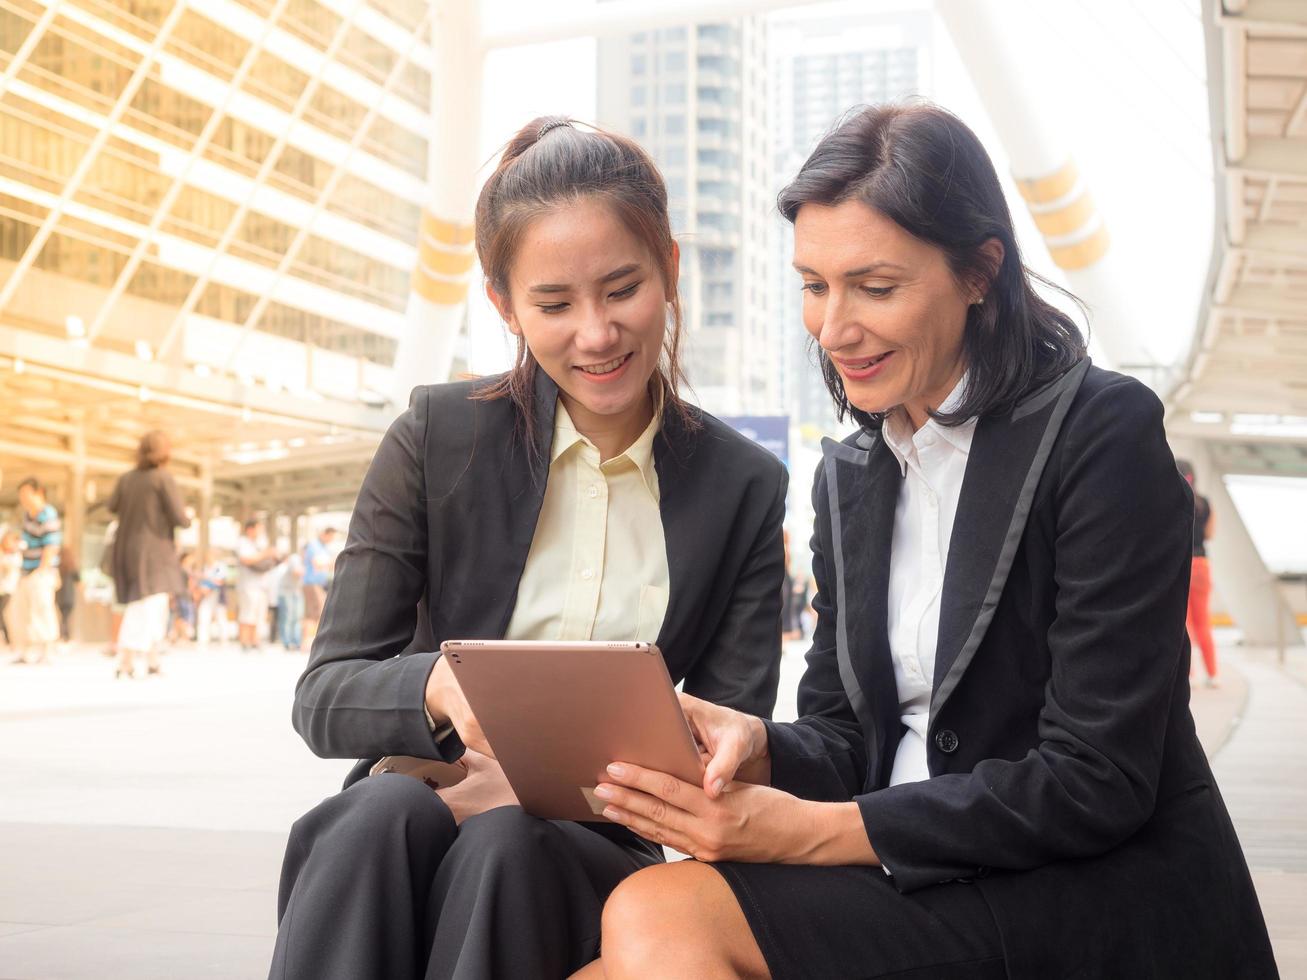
559, 391, 655, 462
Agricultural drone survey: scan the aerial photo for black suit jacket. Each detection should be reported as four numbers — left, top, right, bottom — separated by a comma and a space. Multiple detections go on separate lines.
292, 370, 788, 776
766, 361, 1276, 979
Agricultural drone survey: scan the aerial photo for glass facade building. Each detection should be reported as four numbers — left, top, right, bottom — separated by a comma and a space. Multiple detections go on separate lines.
0, 0, 432, 404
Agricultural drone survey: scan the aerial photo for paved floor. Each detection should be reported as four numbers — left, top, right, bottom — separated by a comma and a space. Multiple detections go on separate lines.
0, 637, 1303, 979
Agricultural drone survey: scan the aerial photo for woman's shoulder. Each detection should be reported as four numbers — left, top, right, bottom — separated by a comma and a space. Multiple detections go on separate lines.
398, 374, 519, 439
1063, 363, 1164, 430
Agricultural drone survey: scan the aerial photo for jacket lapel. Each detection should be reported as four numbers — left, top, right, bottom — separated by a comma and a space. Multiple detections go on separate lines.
491, 368, 557, 635
823, 431, 903, 789
651, 406, 697, 660
930, 358, 1091, 717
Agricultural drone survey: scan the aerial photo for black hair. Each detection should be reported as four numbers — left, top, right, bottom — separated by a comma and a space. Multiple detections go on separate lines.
778, 102, 1087, 427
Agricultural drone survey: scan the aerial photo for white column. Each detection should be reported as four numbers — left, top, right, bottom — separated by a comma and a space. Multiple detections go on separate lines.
1169, 438, 1299, 650
391, 0, 484, 405
934, 0, 1153, 372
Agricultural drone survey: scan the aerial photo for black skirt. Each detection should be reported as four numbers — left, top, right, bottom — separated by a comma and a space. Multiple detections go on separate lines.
712, 861, 1006, 980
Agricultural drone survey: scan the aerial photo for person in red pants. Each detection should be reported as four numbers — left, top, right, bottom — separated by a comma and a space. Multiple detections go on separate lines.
1177, 459, 1219, 687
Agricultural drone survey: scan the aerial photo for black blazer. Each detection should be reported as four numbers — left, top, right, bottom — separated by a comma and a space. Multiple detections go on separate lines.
293, 369, 788, 775
765, 361, 1277, 979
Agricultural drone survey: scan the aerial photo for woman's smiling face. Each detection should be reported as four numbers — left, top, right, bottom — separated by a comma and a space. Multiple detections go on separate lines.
489, 197, 672, 435
794, 198, 989, 430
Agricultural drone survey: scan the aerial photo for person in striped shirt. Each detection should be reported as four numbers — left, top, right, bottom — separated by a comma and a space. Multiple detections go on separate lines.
8, 477, 62, 665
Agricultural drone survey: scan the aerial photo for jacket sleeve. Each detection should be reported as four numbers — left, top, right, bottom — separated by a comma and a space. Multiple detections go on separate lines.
858, 379, 1193, 892
160, 472, 190, 530
291, 387, 448, 761
762, 457, 869, 801
681, 459, 788, 719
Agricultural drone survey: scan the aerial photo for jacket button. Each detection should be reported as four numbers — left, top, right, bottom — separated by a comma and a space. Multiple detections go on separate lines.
934, 729, 959, 754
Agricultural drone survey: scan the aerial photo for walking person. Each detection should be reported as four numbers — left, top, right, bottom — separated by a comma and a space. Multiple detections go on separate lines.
269, 116, 788, 980
9, 478, 63, 666
0, 529, 21, 651
1177, 459, 1220, 687
194, 551, 226, 648
277, 550, 304, 651
107, 431, 192, 679
583, 103, 1275, 980
298, 526, 335, 652
55, 545, 79, 646
236, 519, 278, 652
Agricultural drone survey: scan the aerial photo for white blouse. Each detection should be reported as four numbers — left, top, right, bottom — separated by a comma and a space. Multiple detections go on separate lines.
880, 376, 976, 787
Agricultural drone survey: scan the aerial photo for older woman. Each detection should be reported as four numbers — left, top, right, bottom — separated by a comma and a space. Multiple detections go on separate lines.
108, 430, 190, 678
583, 104, 1277, 980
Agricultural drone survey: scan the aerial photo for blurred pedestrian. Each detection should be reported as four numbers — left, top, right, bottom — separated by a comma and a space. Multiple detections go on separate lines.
195, 551, 227, 647
299, 526, 336, 652
55, 544, 79, 645
0, 529, 21, 650
276, 550, 304, 651
108, 431, 191, 679
780, 529, 800, 641
9, 477, 62, 666
236, 519, 279, 652
1177, 459, 1219, 687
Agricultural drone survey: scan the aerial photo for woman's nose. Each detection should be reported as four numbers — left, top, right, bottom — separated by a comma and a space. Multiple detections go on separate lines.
574, 305, 619, 352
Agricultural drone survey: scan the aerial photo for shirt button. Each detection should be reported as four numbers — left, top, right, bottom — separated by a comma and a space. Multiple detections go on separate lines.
587, 485, 599, 498
920, 431, 935, 447
580, 568, 594, 581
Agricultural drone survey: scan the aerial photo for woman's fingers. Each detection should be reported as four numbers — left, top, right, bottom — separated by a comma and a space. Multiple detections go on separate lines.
702, 730, 749, 798
600, 762, 708, 818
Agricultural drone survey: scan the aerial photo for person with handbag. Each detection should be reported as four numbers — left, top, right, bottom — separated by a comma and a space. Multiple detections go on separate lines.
107, 431, 191, 679
236, 518, 280, 653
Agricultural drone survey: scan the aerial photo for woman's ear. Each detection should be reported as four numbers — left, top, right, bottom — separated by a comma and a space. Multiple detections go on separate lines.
485, 280, 521, 336
974, 237, 1005, 303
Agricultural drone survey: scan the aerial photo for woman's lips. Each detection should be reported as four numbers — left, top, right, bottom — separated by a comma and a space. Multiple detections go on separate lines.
834, 350, 894, 381
575, 352, 634, 383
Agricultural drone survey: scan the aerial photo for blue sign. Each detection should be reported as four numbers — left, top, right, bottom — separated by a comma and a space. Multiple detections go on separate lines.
720, 415, 790, 468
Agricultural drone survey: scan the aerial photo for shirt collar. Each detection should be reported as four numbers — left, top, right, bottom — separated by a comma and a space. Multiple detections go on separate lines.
880, 372, 977, 476
551, 395, 662, 494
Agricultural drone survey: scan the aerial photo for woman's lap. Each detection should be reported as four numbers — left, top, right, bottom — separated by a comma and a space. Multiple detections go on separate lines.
712, 861, 1005, 980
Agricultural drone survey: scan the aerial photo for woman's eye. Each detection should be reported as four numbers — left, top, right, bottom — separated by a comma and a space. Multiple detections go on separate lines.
538, 303, 569, 315
800, 282, 827, 296
862, 285, 895, 298
610, 282, 640, 300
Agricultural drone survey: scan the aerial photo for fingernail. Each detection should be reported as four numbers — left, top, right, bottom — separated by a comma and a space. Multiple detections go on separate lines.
712, 778, 725, 795
603, 807, 620, 821
607, 763, 627, 778
593, 785, 614, 800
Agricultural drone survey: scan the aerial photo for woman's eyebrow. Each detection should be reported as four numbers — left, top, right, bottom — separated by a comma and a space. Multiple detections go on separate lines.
529, 263, 642, 294
792, 261, 906, 277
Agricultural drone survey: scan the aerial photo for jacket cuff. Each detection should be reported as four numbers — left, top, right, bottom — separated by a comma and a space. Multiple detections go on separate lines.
399, 650, 465, 763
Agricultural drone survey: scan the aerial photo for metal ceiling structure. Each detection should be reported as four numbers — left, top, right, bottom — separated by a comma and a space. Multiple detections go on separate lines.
1168, 0, 1307, 480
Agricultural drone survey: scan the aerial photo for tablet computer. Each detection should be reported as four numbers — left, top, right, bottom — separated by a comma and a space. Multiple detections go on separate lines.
440, 640, 703, 823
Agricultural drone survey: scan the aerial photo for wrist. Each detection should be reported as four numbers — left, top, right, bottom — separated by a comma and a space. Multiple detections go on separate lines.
793, 801, 878, 866
736, 715, 772, 785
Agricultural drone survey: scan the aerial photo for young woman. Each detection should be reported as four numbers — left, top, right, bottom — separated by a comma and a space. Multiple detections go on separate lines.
584, 103, 1277, 980
268, 117, 788, 980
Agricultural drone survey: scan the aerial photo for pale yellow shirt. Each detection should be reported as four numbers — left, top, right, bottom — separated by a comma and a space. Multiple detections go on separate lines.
504, 398, 670, 642
425, 397, 671, 736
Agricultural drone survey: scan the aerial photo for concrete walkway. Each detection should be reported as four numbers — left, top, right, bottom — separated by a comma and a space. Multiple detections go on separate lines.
0, 639, 1302, 978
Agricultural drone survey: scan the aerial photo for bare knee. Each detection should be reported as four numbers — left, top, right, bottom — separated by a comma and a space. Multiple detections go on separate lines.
600, 862, 761, 980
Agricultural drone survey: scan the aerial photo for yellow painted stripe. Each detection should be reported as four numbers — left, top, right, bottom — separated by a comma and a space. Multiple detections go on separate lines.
413, 269, 471, 305
1031, 192, 1097, 238
1048, 225, 1110, 270
1212, 612, 1307, 627
1015, 160, 1079, 204
421, 211, 475, 246
418, 237, 477, 276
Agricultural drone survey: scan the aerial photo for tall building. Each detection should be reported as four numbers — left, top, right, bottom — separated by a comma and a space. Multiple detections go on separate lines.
0, 0, 434, 404
597, 20, 775, 415
769, 9, 935, 438
0, 0, 440, 522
